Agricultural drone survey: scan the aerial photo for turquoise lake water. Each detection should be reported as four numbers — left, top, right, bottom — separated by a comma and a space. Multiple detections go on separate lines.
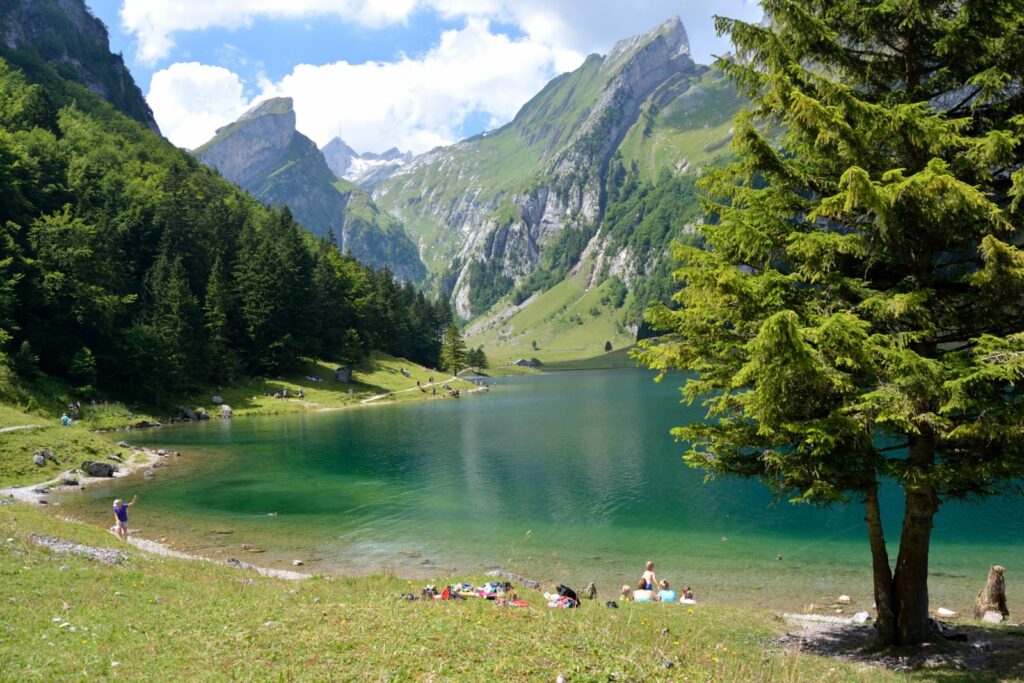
57, 369, 1024, 612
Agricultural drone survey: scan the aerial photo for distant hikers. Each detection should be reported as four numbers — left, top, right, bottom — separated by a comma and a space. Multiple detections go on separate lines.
112, 495, 137, 540
60, 412, 71, 426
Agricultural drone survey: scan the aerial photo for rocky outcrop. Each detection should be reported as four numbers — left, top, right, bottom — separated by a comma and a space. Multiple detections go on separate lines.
194, 99, 425, 281
0, 0, 159, 132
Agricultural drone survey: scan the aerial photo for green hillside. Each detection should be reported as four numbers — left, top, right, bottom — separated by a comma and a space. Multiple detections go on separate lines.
617, 70, 742, 182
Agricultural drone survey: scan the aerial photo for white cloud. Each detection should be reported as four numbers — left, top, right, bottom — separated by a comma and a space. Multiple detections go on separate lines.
120, 0, 762, 65
121, 0, 417, 64
150, 19, 574, 154
136, 2, 765, 153
147, 63, 250, 149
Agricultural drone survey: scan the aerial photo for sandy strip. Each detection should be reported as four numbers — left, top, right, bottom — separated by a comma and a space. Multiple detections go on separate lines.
124, 535, 308, 580
0, 424, 43, 433
0, 446, 166, 504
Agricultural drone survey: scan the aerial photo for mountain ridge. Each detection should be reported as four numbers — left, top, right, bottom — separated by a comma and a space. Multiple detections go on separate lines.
372, 16, 731, 322
195, 97, 426, 282
321, 136, 413, 190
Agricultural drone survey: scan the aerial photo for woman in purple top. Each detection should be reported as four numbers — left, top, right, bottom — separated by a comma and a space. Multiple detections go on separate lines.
112, 495, 137, 540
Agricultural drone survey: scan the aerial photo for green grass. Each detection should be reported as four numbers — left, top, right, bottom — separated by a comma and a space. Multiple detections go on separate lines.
0, 503, 913, 681
0, 408, 132, 488
466, 272, 636, 366
618, 72, 743, 183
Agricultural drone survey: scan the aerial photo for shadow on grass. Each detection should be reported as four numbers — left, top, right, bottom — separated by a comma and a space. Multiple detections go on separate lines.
773, 620, 1024, 681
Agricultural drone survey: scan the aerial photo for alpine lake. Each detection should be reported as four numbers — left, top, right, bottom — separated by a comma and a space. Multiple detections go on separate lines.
55, 369, 1024, 614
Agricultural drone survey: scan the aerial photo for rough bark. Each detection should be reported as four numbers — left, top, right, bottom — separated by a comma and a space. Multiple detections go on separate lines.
864, 482, 897, 646
892, 438, 939, 645
974, 565, 1009, 619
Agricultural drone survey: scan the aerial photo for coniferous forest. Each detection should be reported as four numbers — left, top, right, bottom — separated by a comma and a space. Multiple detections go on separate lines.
0, 58, 452, 404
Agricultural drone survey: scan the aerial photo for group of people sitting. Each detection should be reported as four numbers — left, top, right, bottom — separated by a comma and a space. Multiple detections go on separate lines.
620, 561, 696, 604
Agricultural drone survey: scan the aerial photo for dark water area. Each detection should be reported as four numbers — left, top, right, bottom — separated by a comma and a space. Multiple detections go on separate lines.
57, 369, 1024, 612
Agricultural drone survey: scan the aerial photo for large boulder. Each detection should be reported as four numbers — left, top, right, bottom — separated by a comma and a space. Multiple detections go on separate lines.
221, 405, 233, 418
80, 460, 116, 477
33, 453, 45, 467
179, 407, 196, 421
335, 367, 352, 383
196, 407, 209, 420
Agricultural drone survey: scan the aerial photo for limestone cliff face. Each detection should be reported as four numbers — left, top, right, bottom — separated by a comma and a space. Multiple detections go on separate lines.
0, 0, 159, 132
197, 99, 299, 190
194, 98, 426, 282
373, 17, 701, 317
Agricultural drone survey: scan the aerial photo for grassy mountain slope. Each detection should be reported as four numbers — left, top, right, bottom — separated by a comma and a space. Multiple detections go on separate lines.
372, 19, 743, 362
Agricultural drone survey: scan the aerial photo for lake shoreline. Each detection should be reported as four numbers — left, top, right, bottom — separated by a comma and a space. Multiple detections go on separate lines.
8, 368, 1023, 624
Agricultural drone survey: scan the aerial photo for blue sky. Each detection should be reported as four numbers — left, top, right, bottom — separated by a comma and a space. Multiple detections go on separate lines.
84, 1, 762, 153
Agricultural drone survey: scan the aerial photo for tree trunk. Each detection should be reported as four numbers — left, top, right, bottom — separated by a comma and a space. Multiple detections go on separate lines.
864, 482, 897, 646
892, 438, 939, 645
974, 565, 1009, 619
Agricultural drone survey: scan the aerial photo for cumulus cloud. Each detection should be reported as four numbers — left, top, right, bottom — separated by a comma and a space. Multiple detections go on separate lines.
150, 19, 574, 154
147, 63, 250, 149
120, 0, 761, 65
122, 0, 419, 63
136, 1, 764, 153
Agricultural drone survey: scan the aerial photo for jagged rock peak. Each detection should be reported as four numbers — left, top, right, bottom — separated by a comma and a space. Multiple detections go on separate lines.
605, 16, 690, 66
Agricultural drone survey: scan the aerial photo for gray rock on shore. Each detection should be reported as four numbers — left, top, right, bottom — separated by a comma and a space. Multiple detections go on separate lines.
80, 460, 116, 477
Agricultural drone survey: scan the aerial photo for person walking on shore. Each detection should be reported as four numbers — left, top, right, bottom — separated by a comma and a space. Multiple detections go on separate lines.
112, 495, 137, 541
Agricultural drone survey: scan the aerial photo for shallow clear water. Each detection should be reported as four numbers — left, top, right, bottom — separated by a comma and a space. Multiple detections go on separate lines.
57, 369, 1024, 612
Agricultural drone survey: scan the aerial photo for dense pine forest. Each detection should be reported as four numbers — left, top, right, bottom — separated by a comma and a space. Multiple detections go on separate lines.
0, 58, 452, 406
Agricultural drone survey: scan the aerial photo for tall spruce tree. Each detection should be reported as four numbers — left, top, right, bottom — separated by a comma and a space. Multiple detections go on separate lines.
439, 324, 467, 374
638, 1, 1024, 646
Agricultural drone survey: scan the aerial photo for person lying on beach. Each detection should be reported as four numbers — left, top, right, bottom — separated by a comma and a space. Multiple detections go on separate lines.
656, 579, 676, 603
112, 495, 137, 541
633, 578, 655, 602
641, 560, 657, 590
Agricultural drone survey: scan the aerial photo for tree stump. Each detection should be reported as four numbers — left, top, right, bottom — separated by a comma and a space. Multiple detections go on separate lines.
973, 565, 1009, 619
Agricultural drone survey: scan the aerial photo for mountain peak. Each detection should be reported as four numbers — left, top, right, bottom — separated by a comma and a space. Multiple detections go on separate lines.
240, 97, 294, 121
605, 16, 690, 66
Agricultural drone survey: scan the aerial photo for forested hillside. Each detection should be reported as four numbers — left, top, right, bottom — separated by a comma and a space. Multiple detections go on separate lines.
0, 56, 452, 406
